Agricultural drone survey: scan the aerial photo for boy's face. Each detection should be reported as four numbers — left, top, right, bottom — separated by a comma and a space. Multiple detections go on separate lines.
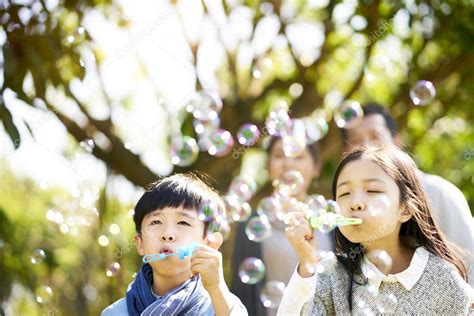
135, 206, 207, 278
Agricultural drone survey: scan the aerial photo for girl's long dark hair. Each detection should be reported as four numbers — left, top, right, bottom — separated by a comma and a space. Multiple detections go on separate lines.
332, 145, 468, 310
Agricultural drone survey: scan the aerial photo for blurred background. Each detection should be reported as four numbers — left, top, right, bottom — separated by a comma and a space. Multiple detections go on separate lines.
0, 0, 473, 314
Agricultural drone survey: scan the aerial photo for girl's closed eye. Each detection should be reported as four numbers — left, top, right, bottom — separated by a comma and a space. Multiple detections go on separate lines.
367, 189, 384, 194
338, 192, 350, 198
178, 221, 191, 226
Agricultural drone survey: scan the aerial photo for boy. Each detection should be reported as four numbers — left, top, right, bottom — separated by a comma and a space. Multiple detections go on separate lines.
102, 173, 247, 315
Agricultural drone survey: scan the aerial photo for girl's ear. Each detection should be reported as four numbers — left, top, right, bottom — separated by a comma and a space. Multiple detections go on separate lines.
135, 233, 145, 256
398, 206, 412, 223
205, 232, 223, 250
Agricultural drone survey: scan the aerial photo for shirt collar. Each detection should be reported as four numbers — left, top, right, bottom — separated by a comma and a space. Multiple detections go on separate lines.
361, 247, 430, 291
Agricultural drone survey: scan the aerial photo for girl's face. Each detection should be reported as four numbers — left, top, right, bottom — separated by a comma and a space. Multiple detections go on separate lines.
268, 139, 320, 196
335, 158, 410, 245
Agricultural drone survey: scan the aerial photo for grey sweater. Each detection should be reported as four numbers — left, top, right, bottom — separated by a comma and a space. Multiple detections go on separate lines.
301, 253, 472, 315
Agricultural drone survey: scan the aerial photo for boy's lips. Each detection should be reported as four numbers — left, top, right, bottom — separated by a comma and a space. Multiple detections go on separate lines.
159, 246, 174, 254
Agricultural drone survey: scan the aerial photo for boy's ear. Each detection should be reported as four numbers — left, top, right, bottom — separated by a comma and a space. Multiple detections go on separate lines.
135, 234, 145, 256
205, 232, 223, 250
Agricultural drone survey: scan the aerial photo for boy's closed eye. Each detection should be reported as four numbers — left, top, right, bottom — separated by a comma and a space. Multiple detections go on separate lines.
177, 221, 192, 226
150, 219, 162, 225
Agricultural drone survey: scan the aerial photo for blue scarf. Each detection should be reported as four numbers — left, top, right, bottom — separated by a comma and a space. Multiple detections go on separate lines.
126, 264, 213, 316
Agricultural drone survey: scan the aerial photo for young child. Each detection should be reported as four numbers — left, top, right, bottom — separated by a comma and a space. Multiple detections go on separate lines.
278, 145, 472, 315
102, 173, 247, 316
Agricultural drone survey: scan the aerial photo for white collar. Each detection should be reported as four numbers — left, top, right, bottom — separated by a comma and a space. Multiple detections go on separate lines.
361, 247, 430, 291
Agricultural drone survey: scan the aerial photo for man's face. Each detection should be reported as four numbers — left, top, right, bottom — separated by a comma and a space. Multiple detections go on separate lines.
345, 114, 395, 151
135, 206, 206, 277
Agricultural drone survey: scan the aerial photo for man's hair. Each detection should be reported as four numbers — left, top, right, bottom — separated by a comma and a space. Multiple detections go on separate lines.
341, 102, 398, 143
133, 173, 226, 235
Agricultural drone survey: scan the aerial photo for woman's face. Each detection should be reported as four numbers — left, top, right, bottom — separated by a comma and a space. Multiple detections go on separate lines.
268, 139, 320, 196
335, 158, 409, 245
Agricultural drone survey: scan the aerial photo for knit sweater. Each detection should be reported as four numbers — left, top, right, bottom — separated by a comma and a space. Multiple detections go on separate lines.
279, 248, 472, 315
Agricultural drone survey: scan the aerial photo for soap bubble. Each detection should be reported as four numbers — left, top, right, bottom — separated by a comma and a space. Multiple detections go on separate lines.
260, 281, 286, 308
410, 80, 436, 106
208, 129, 234, 157
366, 249, 392, 275
265, 108, 292, 136
31, 249, 46, 264
245, 216, 272, 242
238, 257, 266, 284
106, 262, 121, 277
237, 124, 260, 146
198, 201, 218, 222
228, 175, 257, 201
171, 136, 199, 166
334, 100, 364, 129
257, 196, 281, 222
35, 286, 54, 304
224, 194, 252, 222
275, 170, 305, 196
186, 90, 223, 121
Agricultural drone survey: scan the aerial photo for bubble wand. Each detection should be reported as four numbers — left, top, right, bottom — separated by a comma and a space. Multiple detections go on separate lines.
142, 243, 202, 263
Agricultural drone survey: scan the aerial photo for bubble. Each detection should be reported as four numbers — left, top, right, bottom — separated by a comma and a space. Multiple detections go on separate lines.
274, 195, 298, 221
31, 249, 46, 264
334, 100, 364, 129
186, 91, 223, 121
238, 257, 266, 284
35, 286, 53, 304
207, 219, 231, 241
106, 262, 121, 277
237, 124, 260, 146
65, 26, 86, 45
367, 195, 391, 217
325, 199, 341, 214
275, 170, 305, 196
410, 80, 436, 106
170, 136, 199, 166
289, 83, 303, 98
98, 235, 109, 247
229, 175, 257, 201
317, 213, 339, 233
224, 195, 252, 222
260, 281, 286, 308
257, 196, 281, 222
303, 116, 328, 143
375, 293, 398, 314
208, 129, 234, 157
198, 201, 217, 222
245, 216, 272, 242
193, 117, 220, 135
79, 138, 95, 153
109, 223, 120, 235
366, 249, 392, 275
265, 108, 292, 136
282, 135, 306, 158
305, 194, 327, 217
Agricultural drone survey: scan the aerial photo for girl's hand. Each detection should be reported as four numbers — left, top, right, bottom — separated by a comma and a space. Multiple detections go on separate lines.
284, 212, 318, 277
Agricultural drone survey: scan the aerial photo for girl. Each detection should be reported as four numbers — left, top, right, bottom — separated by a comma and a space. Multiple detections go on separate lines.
279, 145, 472, 315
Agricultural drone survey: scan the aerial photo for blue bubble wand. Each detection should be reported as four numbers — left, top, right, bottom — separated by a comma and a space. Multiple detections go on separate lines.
142, 243, 202, 263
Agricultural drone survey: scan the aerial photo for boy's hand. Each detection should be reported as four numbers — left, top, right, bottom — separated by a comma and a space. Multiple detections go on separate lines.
190, 244, 225, 291
284, 212, 318, 277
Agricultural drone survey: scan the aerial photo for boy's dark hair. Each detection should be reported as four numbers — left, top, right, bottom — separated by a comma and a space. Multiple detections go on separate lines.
265, 135, 320, 163
341, 102, 398, 143
133, 173, 226, 235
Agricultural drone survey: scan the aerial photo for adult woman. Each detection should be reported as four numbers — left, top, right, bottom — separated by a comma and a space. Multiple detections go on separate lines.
230, 136, 335, 316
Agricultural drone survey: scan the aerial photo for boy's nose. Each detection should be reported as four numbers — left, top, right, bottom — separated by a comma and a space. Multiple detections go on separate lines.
160, 234, 175, 242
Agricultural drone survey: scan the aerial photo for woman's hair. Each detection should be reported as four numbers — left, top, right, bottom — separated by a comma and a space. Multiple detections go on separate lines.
331, 145, 467, 309
265, 136, 319, 163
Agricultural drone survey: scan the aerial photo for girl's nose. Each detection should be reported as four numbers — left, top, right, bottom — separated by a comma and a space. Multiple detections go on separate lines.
350, 202, 366, 212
